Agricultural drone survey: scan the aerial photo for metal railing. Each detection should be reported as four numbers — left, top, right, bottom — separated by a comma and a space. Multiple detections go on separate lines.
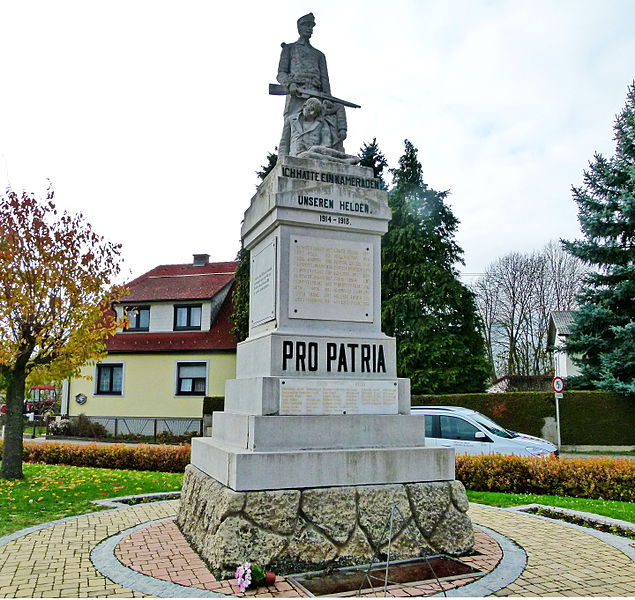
45, 415, 204, 444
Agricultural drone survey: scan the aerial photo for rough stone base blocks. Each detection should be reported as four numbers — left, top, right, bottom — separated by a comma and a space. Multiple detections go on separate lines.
177, 465, 474, 578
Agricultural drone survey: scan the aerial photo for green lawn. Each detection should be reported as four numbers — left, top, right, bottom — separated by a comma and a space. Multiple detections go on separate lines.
467, 490, 635, 524
0, 463, 183, 536
2, 464, 634, 540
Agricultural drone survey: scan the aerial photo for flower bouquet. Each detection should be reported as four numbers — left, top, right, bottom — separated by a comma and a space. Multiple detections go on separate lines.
235, 562, 276, 592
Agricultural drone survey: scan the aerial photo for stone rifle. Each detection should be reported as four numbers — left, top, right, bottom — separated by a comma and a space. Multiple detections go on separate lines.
268, 83, 361, 109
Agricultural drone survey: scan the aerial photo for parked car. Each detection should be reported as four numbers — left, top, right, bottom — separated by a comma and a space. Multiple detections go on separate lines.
411, 405, 558, 457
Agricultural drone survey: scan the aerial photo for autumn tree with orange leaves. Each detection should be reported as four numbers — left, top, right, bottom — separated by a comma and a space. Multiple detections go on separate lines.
0, 186, 126, 479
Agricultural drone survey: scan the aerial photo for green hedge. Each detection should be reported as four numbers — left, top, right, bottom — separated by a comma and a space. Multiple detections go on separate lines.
456, 454, 635, 502
3, 441, 634, 503
413, 391, 635, 445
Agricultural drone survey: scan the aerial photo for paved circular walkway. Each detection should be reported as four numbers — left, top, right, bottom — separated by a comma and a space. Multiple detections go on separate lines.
1, 500, 634, 597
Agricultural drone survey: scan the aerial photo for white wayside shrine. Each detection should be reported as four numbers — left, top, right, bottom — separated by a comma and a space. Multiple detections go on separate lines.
178, 157, 474, 576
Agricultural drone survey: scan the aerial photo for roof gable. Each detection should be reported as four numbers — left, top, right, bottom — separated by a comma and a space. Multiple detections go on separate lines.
547, 310, 576, 347
551, 311, 575, 335
105, 284, 237, 352
105, 260, 239, 352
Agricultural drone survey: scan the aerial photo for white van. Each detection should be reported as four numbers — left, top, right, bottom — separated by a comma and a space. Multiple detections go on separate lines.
412, 406, 558, 457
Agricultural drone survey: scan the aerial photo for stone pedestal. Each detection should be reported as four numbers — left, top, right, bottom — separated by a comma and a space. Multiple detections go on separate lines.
178, 465, 474, 578
178, 157, 473, 573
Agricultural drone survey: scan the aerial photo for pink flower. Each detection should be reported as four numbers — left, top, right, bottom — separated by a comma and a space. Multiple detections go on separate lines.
235, 562, 252, 593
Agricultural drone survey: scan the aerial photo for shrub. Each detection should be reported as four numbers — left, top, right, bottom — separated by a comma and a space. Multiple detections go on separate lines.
47, 414, 109, 438
456, 454, 635, 502
0, 440, 190, 473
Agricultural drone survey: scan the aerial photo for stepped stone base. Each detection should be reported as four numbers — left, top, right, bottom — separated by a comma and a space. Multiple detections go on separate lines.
191, 436, 453, 491
177, 464, 474, 578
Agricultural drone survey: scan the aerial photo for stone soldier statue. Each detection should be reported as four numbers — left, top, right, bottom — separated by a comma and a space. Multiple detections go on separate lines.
289, 97, 333, 156
289, 98, 358, 164
275, 13, 349, 158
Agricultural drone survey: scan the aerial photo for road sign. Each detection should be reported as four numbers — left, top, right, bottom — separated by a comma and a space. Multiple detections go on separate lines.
552, 378, 564, 449
552, 376, 565, 394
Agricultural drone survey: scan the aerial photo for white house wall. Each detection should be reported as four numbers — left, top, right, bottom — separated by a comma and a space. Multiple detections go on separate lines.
554, 335, 581, 379
150, 303, 176, 332
115, 301, 212, 333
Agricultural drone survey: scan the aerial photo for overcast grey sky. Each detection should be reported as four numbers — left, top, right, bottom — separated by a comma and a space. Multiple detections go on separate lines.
1, 0, 633, 282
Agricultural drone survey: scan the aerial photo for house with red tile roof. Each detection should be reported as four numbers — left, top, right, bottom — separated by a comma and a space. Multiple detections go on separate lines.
63, 255, 237, 428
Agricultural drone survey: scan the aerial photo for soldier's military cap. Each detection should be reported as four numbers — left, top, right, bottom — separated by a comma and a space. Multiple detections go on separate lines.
297, 13, 315, 26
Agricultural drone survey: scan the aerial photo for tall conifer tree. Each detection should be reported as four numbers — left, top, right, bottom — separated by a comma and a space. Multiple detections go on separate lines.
358, 138, 388, 189
563, 81, 635, 396
382, 140, 490, 393
231, 149, 279, 342
256, 149, 278, 183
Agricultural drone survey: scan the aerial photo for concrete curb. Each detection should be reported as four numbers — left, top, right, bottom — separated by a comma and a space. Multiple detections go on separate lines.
92, 513, 528, 599
561, 445, 635, 453
91, 490, 181, 508
0, 506, 123, 549
430, 524, 527, 597
502, 504, 635, 563
509, 503, 635, 536
90, 518, 225, 598
0, 499, 180, 550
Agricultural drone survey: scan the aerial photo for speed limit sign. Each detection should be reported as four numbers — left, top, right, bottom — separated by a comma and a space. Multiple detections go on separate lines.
552, 377, 565, 394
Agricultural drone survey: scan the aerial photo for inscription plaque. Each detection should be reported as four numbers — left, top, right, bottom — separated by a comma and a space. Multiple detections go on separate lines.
279, 379, 398, 415
250, 240, 277, 326
289, 235, 373, 322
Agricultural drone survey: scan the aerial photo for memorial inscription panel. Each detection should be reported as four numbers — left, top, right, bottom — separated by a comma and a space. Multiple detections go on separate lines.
279, 379, 398, 415
250, 240, 277, 326
288, 235, 373, 322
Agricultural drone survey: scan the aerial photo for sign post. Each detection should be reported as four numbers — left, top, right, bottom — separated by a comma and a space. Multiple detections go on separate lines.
552, 377, 565, 450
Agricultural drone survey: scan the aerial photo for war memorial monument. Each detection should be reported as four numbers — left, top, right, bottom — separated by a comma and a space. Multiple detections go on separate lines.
178, 13, 474, 576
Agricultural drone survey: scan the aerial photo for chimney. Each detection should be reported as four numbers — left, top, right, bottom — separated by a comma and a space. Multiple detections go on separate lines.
192, 254, 210, 267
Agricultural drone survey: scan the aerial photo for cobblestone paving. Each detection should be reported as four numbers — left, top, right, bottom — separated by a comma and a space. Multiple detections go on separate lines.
0, 500, 634, 597
0, 502, 178, 598
115, 519, 501, 597
469, 503, 635, 597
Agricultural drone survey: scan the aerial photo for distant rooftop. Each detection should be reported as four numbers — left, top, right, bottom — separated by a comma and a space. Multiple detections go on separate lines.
107, 258, 239, 352
550, 310, 575, 335
122, 260, 237, 303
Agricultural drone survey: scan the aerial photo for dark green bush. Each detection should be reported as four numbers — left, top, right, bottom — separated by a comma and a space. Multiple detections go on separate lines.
413, 391, 635, 445
48, 414, 109, 438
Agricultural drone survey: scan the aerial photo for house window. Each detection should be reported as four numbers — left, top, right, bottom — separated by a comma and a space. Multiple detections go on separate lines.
125, 306, 150, 331
176, 362, 207, 395
174, 304, 202, 330
96, 364, 123, 395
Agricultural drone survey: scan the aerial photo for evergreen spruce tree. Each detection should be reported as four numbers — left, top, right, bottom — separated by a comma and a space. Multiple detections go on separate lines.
382, 140, 490, 393
358, 138, 388, 189
256, 149, 278, 183
562, 81, 635, 396
230, 244, 250, 342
